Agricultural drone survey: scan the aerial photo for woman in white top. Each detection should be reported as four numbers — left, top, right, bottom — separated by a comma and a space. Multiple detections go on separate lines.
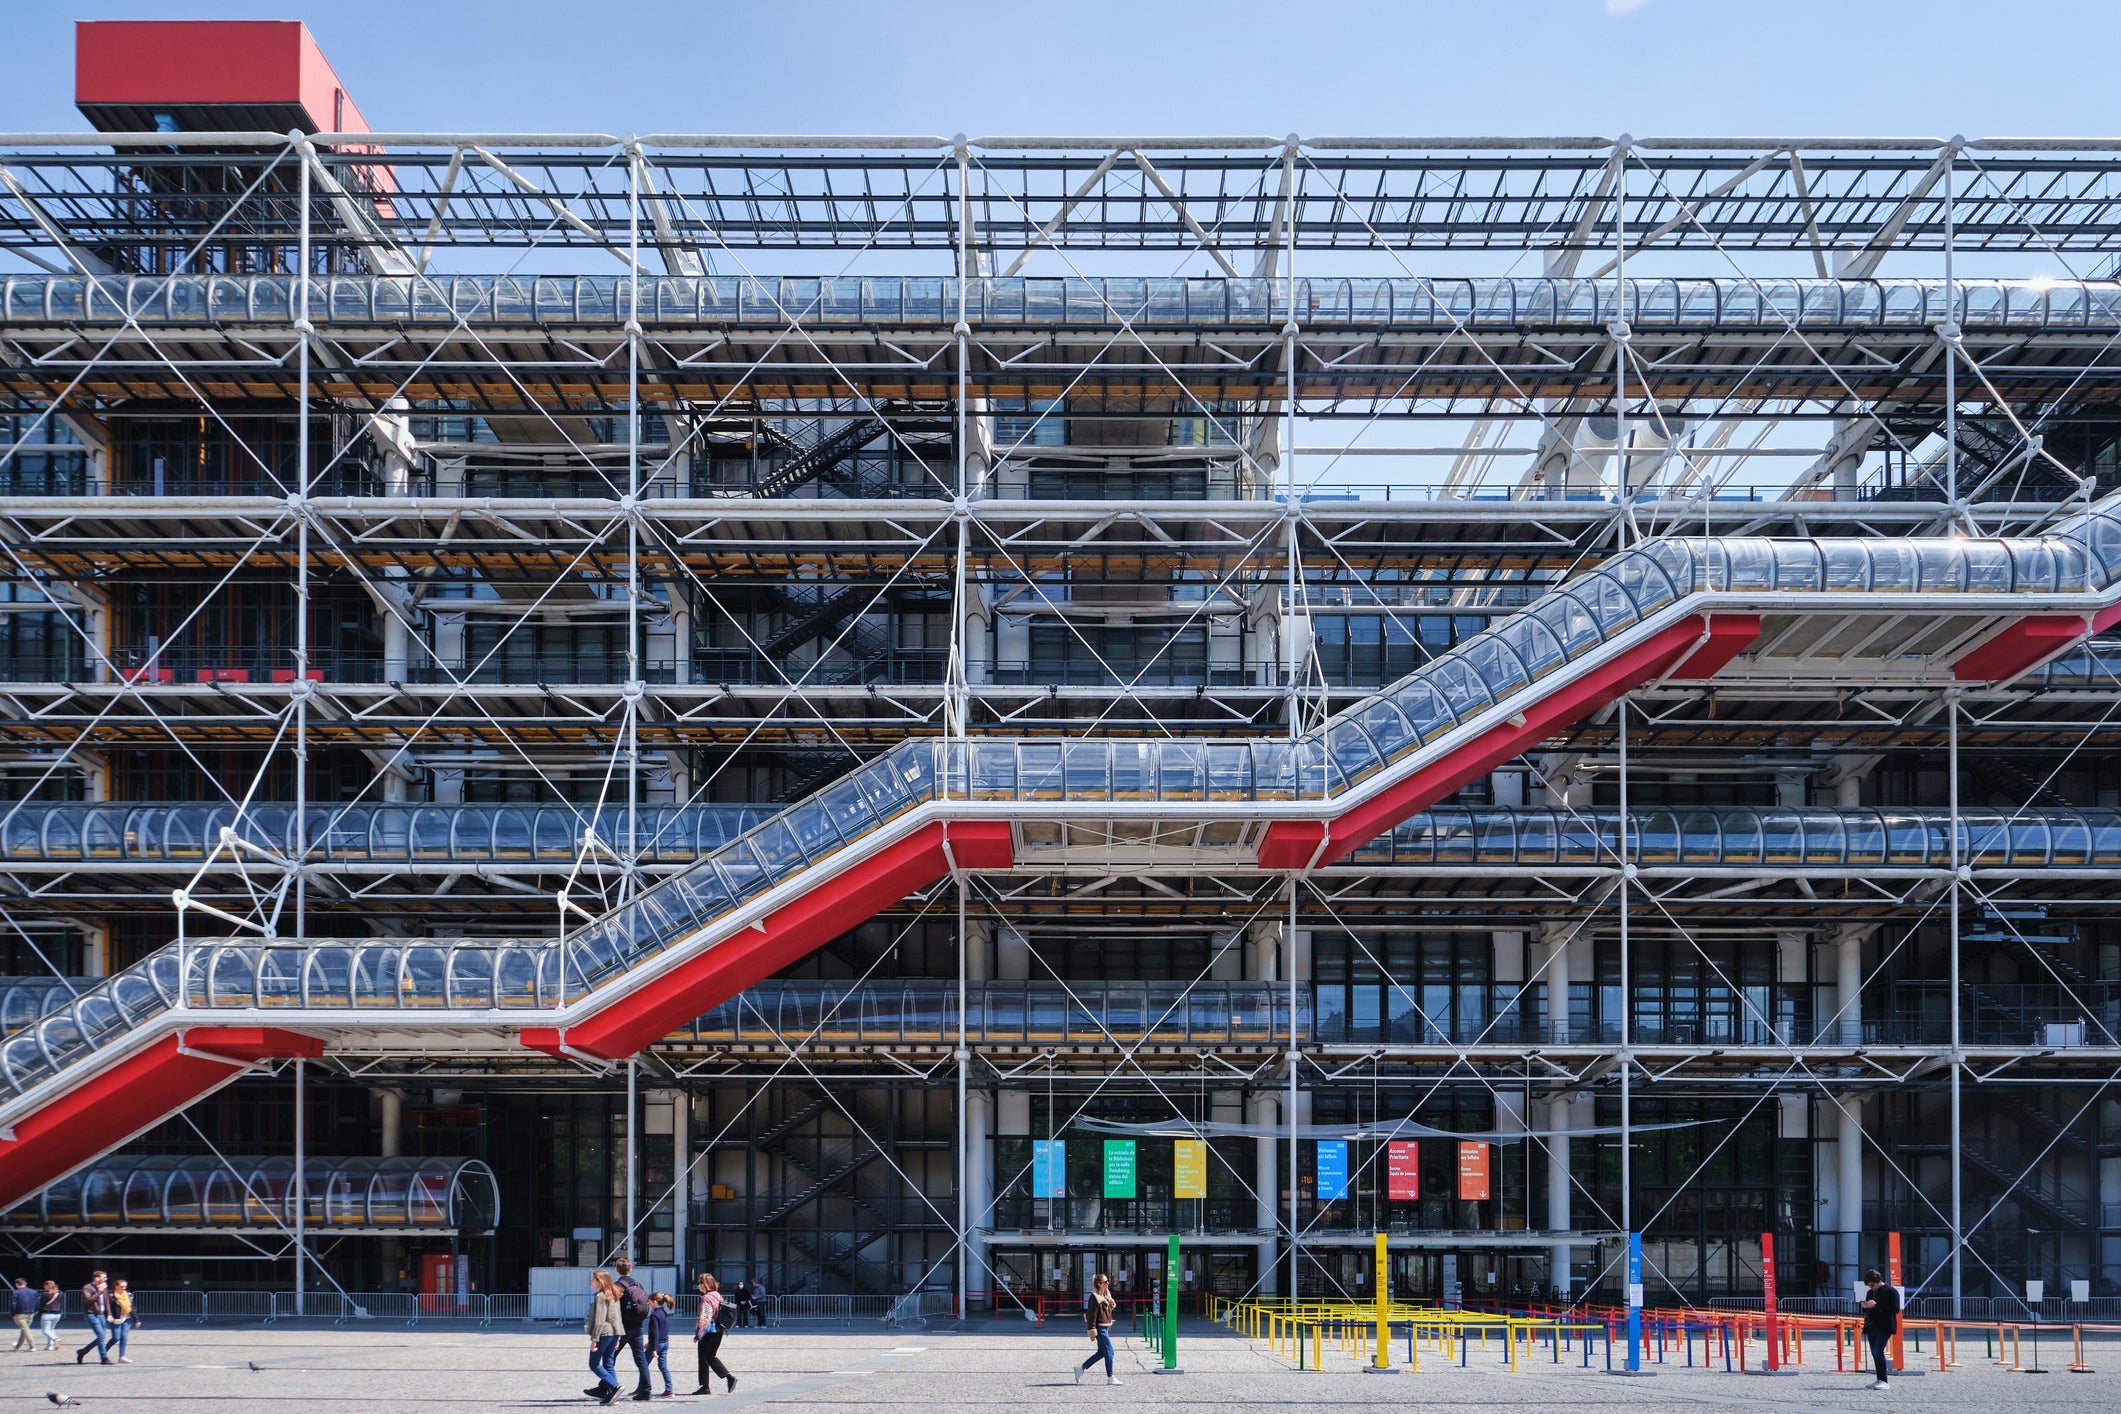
692, 1273, 736, 1396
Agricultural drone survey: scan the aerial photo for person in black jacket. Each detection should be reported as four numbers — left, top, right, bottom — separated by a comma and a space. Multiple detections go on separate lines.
1859, 1269, 1901, 1389
610, 1258, 655, 1403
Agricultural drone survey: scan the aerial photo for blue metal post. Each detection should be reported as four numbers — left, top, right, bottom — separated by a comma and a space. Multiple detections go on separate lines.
1626, 1233, 1644, 1372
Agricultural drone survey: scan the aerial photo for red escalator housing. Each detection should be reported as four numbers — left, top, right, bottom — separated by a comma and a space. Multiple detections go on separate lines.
1952, 602, 2121, 682
523, 819, 1014, 1062
1257, 612, 1760, 869
0, 1026, 324, 1212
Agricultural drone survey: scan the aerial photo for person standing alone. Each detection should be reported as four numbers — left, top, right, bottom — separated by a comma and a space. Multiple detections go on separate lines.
75, 1270, 112, 1365
1073, 1272, 1120, 1386
8, 1278, 35, 1352
1859, 1268, 1901, 1390
691, 1274, 736, 1395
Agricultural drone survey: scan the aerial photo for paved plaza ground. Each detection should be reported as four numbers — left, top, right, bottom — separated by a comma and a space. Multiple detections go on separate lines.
0, 1319, 2115, 1411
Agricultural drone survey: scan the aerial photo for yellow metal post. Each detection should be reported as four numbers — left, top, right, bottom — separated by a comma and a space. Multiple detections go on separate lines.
1374, 1232, 1391, 1369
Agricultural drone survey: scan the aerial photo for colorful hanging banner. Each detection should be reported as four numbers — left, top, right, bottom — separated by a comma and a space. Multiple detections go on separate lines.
1102, 1139, 1137, 1198
1173, 1139, 1207, 1199
1316, 1140, 1349, 1201
1456, 1141, 1490, 1201
1032, 1139, 1066, 1198
1386, 1140, 1421, 1200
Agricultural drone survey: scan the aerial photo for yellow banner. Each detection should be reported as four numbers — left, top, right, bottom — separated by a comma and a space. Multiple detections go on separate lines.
1173, 1139, 1207, 1199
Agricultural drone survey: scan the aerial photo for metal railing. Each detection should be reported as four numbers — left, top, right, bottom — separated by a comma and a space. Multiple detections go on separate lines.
10, 274, 2121, 337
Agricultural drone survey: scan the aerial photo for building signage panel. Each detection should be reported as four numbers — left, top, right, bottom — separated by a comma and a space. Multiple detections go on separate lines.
1386, 1140, 1420, 1200
1456, 1141, 1490, 1201
1032, 1139, 1066, 1198
1172, 1139, 1207, 1199
1102, 1140, 1137, 1199
1316, 1140, 1349, 1201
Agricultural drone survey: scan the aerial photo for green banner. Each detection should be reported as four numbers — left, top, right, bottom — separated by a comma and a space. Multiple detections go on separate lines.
1102, 1139, 1137, 1198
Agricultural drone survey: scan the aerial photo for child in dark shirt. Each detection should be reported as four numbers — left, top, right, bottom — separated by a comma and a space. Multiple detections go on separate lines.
647, 1294, 675, 1398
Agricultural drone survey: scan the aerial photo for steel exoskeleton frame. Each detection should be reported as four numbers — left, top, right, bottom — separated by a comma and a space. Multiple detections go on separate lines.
2, 133, 2121, 1309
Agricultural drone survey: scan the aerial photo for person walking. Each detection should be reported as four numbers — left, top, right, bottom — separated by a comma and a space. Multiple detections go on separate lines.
691, 1274, 735, 1396
611, 1257, 655, 1402
35, 1281, 61, 1350
1859, 1268, 1902, 1390
75, 1270, 112, 1365
1073, 1272, 1121, 1386
646, 1293, 674, 1398
9, 1277, 36, 1351
583, 1269, 624, 1405
108, 1280, 135, 1363
747, 1276, 769, 1328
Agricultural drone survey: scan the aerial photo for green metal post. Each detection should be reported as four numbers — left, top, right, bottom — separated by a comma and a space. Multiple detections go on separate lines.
1163, 1233, 1181, 1371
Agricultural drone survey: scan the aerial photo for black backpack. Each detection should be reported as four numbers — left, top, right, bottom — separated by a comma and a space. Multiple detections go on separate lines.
619, 1278, 653, 1325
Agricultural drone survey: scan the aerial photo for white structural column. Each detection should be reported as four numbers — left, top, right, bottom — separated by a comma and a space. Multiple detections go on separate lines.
671, 1089, 692, 1280
1837, 928, 1864, 1045
1251, 1090, 1280, 1294
965, 1088, 992, 1298
293, 1057, 307, 1315
377, 1088, 403, 1158
624, 1058, 638, 1262
1547, 1091, 1573, 1295
1836, 1094, 1866, 1292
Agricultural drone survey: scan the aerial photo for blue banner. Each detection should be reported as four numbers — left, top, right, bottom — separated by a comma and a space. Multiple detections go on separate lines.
1033, 1139, 1066, 1198
1316, 1140, 1349, 1201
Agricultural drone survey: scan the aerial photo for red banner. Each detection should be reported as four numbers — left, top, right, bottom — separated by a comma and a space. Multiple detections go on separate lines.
1386, 1140, 1420, 1200
1456, 1141, 1490, 1201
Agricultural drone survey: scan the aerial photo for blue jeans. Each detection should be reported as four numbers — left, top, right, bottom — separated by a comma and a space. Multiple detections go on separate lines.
110, 1318, 129, 1358
76, 1314, 110, 1362
654, 1343, 672, 1393
1080, 1326, 1114, 1377
622, 1327, 652, 1394
590, 1335, 621, 1389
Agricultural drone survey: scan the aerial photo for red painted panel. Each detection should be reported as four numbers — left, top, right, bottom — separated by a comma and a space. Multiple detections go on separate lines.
528, 819, 1015, 1061
76, 21, 373, 133
1259, 614, 1759, 869
1949, 605, 2121, 683
1660, 613, 1762, 681
1255, 819, 1325, 871
0, 1026, 320, 1211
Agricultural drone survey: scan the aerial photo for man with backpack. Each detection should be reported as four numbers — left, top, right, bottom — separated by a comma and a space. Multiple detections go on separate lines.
610, 1258, 656, 1402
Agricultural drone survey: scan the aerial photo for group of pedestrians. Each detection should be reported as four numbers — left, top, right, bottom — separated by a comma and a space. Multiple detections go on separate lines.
6, 1271, 136, 1364
581, 1259, 750, 1403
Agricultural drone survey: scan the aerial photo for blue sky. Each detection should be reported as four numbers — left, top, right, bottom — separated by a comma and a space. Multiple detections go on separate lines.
8, 1, 2121, 138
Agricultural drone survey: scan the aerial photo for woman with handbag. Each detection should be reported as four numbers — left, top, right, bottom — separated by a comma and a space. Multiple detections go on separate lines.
691, 1274, 736, 1396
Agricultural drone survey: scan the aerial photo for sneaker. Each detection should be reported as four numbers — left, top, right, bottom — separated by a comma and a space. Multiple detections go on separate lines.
75, 1350, 85, 1364
689, 1388, 711, 1397
1866, 1380, 1888, 1390
584, 1386, 607, 1399
1107, 1375, 1123, 1386
725, 1376, 737, 1394
118, 1356, 132, 1363
1074, 1363, 1083, 1385
632, 1392, 655, 1403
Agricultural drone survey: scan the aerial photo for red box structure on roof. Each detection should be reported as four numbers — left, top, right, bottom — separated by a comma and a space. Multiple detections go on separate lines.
75, 20, 372, 133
